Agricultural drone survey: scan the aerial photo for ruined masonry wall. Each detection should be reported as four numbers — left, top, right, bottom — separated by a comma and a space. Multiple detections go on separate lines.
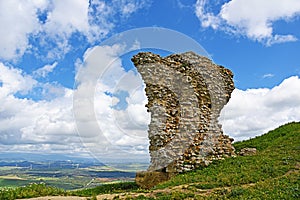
132, 52, 235, 173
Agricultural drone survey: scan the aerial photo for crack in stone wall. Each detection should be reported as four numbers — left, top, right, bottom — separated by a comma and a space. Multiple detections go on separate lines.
132, 52, 235, 179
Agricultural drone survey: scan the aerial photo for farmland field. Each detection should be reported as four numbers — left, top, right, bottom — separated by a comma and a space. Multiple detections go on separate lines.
0, 159, 148, 190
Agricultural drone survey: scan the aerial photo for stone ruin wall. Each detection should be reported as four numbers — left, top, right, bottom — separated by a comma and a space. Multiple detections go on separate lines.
132, 52, 235, 174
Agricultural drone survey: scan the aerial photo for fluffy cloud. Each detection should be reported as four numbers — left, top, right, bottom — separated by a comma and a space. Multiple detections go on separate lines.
0, 0, 45, 60
195, 0, 300, 45
220, 76, 300, 141
73, 44, 150, 162
0, 63, 37, 95
0, 0, 149, 61
0, 62, 82, 154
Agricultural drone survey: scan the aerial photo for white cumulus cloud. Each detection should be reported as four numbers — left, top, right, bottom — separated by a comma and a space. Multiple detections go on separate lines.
195, 0, 300, 45
0, 62, 83, 155
220, 76, 300, 141
0, 0, 45, 60
0, 0, 150, 61
0, 63, 37, 95
73, 44, 150, 161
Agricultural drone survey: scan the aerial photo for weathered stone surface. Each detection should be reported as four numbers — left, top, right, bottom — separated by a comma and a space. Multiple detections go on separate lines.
239, 148, 257, 156
135, 171, 176, 189
132, 52, 235, 187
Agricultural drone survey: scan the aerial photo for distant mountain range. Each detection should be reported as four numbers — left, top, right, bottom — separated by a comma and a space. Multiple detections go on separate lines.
0, 152, 98, 163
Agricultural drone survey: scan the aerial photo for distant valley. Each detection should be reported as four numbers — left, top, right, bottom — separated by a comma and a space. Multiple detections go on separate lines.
0, 153, 148, 190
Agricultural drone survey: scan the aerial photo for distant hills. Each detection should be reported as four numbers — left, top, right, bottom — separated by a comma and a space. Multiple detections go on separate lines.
0, 152, 98, 163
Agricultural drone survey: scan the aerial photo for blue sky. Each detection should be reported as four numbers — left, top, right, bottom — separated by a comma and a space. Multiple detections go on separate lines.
0, 0, 300, 163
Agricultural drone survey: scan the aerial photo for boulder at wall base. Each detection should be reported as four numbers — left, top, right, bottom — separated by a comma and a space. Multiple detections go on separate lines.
135, 171, 176, 189
132, 51, 236, 187
239, 148, 257, 156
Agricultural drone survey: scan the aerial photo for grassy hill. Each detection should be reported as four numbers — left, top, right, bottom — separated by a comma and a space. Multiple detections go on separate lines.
1, 122, 299, 199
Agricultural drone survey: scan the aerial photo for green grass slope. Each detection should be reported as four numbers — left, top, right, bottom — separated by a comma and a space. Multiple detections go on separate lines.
149, 121, 300, 199
1, 122, 299, 200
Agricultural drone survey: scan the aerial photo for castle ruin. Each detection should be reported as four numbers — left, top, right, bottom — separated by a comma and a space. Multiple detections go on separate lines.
132, 52, 235, 188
